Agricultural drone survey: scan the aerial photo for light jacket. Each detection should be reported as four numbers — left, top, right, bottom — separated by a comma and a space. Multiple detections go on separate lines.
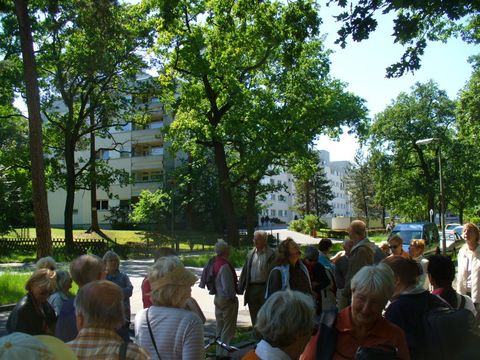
456, 244, 480, 303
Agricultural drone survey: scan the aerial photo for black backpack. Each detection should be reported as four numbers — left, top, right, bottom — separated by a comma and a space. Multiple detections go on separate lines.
423, 295, 478, 360
199, 256, 216, 295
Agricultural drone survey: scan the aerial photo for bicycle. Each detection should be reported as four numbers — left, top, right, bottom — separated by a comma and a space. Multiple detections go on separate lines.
204, 335, 255, 359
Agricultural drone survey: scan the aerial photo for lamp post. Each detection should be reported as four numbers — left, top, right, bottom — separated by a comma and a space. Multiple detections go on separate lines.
415, 138, 446, 255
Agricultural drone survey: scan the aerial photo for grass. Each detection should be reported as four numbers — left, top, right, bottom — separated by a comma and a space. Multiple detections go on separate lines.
181, 248, 249, 268
0, 272, 79, 305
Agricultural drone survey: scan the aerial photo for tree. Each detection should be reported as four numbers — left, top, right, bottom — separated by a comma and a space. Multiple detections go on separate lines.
293, 151, 334, 218
12, 0, 52, 256
147, 0, 367, 245
31, 0, 149, 251
368, 81, 456, 221
130, 189, 171, 231
344, 150, 383, 227
329, 1, 480, 77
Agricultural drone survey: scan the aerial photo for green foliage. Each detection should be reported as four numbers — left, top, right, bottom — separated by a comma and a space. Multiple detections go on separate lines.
289, 219, 306, 233
303, 214, 319, 233
0, 272, 29, 305
130, 190, 171, 229
329, 1, 479, 77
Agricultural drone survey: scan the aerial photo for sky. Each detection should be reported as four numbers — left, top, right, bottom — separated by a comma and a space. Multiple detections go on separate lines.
316, 5, 478, 162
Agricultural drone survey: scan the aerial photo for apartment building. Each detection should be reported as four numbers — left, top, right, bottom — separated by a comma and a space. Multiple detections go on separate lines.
47, 94, 175, 228
259, 150, 352, 226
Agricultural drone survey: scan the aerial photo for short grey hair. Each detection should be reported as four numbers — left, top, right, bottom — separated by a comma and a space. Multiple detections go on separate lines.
75, 280, 124, 329
54, 269, 71, 293
254, 230, 267, 241
103, 250, 120, 267
70, 254, 105, 287
36, 256, 57, 271
148, 256, 192, 307
255, 290, 315, 348
214, 240, 229, 256
351, 263, 395, 304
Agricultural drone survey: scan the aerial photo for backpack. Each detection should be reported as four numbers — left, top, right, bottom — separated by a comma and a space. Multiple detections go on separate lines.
199, 257, 216, 295
423, 295, 477, 360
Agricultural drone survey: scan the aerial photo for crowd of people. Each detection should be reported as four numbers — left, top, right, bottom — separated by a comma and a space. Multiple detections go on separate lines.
0, 220, 478, 360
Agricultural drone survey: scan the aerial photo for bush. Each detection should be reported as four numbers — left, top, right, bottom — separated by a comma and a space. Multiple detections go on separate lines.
289, 219, 305, 233
303, 214, 319, 234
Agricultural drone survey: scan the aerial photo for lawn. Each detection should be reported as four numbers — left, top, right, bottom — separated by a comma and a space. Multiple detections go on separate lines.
0, 272, 78, 305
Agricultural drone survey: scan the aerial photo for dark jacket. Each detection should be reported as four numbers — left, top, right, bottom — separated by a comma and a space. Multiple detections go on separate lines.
7, 293, 57, 335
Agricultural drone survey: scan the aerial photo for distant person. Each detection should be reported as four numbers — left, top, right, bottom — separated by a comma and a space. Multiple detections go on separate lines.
386, 222, 393, 233
388, 235, 410, 259
456, 222, 480, 314
241, 290, 316, 360
409, 239, 430, 289
266, 238, 311, 298
316, 238, 337, 323
7, 268, 57, 335
302, 246, 330, 315
69, 280, 149, 360
103, 250, 133, 328
428, 255, 477, 317
317, 238, 335, 272
36, 256, 57, 271
55, 254, 106, 342
238, 230, 276, 326
48, 269, 73, 316
334, 239, 353, 310
260, 216, 265, 227
135, 256, 204, 359
341, 220, 374, 307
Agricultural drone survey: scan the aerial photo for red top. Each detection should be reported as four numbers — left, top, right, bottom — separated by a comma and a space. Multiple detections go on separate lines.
334, 306, 410, 360
141, 277, 152, 308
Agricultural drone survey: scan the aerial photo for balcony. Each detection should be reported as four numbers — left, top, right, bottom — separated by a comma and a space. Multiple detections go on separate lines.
131, 154, 163, 171
131, 181, 162, 196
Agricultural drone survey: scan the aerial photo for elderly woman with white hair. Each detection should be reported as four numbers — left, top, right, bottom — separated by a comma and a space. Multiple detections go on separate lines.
48, 269, 72, 315
242, 290, 316, 360
330, 263, 410, 360
135, 256, 204, 359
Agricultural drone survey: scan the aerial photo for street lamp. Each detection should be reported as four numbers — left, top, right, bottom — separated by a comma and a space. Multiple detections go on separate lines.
415, 138, 446, 255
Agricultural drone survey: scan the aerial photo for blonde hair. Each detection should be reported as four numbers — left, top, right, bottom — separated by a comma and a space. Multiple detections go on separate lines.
35, 256, 57, 271
464, 223, 480, 243
25, 269, 56, 293
410, 239, 425, 253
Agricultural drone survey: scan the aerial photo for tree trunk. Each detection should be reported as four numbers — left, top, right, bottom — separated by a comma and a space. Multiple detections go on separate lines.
64, 138, 76, 253
185, 154, 194, 230
14, 0, 52, 258
305, 180, 311, 214
246, 180, 258, 243
213, 141, 239, 247
89, 112, 100, 232
458, 207, 464, 225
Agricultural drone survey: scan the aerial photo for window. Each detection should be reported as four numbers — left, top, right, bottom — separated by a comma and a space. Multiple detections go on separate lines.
271, 210, 276, 216
279, 195, 286, 202
95, 149, 110, 160
270, 194, 276, 201
278, 210, 283, 217
96, 200, 109, 211
119, 200, 130, 209
270, 179, 275, 185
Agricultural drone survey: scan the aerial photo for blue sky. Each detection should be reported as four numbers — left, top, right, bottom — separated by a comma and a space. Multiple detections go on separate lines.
316, 6, 478, 161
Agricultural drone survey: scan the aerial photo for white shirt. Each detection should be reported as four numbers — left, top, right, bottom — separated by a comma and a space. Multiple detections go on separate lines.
250, 248, 269, 283
255, 340, 291, 360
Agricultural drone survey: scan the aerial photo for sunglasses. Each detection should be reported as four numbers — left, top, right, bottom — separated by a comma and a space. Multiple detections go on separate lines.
389, 245, 399, 249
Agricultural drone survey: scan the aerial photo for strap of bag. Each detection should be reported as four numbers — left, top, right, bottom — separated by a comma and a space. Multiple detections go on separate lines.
147, 308, 162, 360
119, 341, 128, 360
460, 295, 466, 309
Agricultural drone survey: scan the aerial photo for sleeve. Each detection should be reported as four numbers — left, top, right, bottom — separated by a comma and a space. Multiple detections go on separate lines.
315, 263, 331, 291
141, 278, 152, 308
219, 265, 236, 299
182, 317, 205, 360
122, 273, 133, 299
238, 253, 250, 294
266, 269, 282, 298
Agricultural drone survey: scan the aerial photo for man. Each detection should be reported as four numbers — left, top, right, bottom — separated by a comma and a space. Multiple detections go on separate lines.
341, 220, 376, 306
238, 230, 275, 327
212, 240, 238, 358
55, 254, 106, 342
68, 281, 149, 360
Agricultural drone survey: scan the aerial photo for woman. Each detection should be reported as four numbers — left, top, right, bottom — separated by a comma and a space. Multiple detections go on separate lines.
6, 268, 57, 335
135, 256, 204, 359
48, 269, 72, 315
266, 238, 311, 298
409, 239, 430, 289
332, 263, 410, 360
388, 235, 410, 258
456, 222, 480, 312
242, 290, 316, 360
303, 246, 330, 314
103, 250, 133, 326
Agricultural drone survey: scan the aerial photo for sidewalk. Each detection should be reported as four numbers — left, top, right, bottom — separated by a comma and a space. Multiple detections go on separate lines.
0, 259, 252, 337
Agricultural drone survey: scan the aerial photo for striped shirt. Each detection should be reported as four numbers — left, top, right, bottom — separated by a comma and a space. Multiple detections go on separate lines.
135, 306, 204, 360
68, 327, 150, 360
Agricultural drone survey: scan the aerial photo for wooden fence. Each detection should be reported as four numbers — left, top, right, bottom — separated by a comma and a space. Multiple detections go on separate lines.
0, 238, 108, 255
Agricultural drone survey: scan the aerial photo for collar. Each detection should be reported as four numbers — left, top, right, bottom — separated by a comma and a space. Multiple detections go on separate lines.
254, 247, 267, 255
336, 307, 386, 341
351, 238, 370, 252
76, 327, 122, 342
255, 340, 291, 360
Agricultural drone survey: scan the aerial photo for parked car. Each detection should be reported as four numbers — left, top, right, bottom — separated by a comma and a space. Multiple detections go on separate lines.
388, 222, 440, 252
445, 223, 462, 241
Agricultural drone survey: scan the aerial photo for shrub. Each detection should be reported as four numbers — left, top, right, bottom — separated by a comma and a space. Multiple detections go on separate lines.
289, 219, 305, 233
